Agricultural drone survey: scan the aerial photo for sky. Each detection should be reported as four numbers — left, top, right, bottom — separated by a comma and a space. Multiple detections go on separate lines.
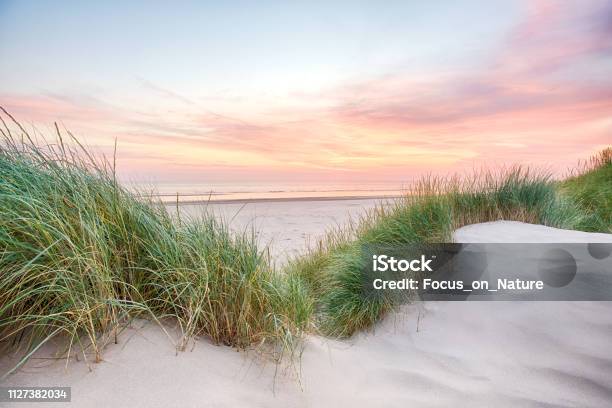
0, 0, 611, 185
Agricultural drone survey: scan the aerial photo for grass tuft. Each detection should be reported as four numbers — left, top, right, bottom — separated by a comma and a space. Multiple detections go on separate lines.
289, 164, 609, 338
560, 148, 612, 232
0, 109, 309, 375
1, 105, 609, 372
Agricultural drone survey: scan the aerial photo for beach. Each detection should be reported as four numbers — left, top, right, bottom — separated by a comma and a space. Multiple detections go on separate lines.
3, 2, 612, 405
2, 198, 612, 407
168, 197, 393, 264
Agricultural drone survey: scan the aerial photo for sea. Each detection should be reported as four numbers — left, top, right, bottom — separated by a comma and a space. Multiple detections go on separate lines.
129, 181, 408, 204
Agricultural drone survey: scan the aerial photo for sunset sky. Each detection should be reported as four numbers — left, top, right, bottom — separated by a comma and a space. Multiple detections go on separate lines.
1, 1, 611, 185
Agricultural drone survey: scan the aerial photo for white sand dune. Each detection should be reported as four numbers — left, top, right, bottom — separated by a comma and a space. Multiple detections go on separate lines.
2, 221, 612, 407
456, 220, 612, 243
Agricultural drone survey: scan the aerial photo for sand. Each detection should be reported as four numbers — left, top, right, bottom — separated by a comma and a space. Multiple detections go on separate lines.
170, 198, 391, 264
2, 212, 612, 407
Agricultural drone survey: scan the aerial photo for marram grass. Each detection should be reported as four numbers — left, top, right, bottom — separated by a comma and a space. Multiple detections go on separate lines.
0, 108, 310, 376
560, 147, 612, 232
1, 107, 609, 374
287, 157, 611, 338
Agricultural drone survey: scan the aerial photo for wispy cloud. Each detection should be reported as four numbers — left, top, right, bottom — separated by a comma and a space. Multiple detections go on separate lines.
1, 0, 610, 182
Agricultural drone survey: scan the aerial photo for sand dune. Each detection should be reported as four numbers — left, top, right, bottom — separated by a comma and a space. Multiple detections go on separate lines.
2, 221, 612, 407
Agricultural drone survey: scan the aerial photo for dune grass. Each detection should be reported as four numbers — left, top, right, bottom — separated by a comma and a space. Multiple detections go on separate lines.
0, 109, 310, 376
287, 161, 609, 338
560, 148, 612, 232
1, 106, 609, 375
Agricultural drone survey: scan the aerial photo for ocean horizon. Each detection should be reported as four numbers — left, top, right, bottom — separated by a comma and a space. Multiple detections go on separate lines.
130, 181, 409, 203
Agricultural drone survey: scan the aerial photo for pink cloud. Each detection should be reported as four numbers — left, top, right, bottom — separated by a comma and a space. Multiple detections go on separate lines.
1, 0, 610, 182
